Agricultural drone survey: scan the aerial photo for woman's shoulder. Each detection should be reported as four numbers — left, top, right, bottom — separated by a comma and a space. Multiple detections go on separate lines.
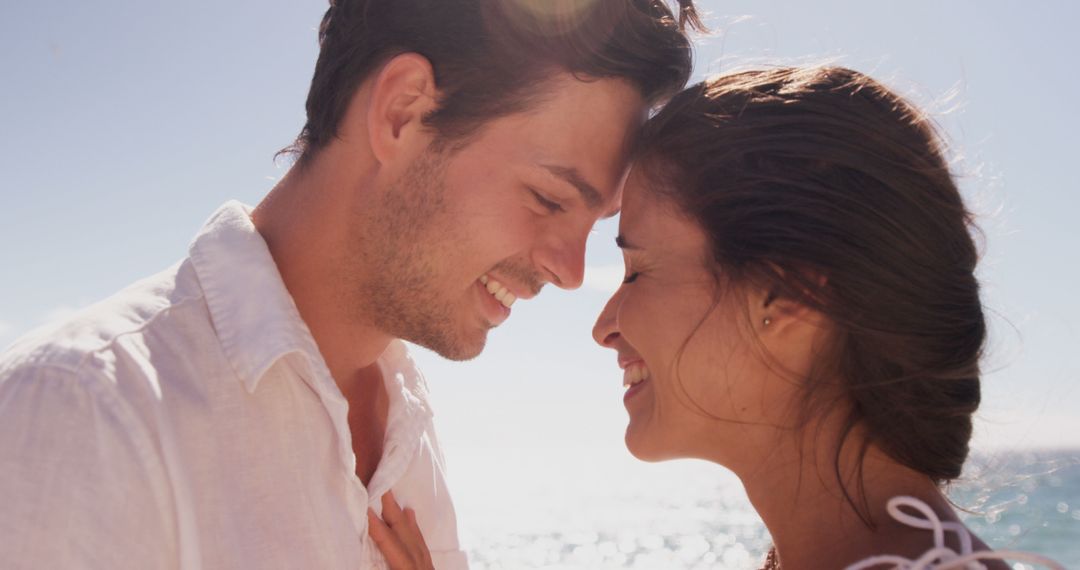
843, 496, 1064, 570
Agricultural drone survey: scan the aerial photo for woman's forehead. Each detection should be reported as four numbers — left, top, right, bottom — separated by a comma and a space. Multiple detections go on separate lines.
619, 176, 708, 257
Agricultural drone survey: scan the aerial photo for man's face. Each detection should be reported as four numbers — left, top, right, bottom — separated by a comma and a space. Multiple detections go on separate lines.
352, 74, 645, 360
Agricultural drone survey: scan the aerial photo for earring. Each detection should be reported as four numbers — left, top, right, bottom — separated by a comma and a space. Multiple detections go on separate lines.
763, 317, 772, 327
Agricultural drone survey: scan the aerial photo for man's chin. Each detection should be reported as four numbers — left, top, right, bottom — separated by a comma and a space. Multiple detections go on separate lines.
409, 330, 487, 362
431, 342, 485, 362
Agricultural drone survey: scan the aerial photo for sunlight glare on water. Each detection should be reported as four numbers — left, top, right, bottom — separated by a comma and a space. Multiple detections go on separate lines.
448, 448, 1080, 569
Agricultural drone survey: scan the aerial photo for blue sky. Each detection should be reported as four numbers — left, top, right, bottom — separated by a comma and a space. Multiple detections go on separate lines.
1, 0, 1077, 473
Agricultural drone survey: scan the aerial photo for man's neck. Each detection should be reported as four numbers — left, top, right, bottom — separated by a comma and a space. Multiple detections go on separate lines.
250, 155, 392, 389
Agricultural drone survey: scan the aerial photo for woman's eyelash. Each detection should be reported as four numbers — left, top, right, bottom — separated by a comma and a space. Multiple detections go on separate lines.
528, 188, 564, 213
623, 272, 640, 284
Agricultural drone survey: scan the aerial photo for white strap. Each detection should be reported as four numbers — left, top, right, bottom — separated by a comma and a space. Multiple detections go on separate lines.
843, 496, 1066, 570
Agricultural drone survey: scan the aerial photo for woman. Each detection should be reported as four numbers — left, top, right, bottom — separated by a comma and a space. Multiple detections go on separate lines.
369, 67, 1064, 569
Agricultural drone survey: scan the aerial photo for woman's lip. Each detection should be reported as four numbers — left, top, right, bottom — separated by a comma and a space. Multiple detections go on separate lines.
618, 358, 644, 370
623, 378, 649, 403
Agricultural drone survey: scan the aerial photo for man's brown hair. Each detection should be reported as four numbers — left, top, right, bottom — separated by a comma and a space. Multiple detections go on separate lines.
284, 0, 700, 163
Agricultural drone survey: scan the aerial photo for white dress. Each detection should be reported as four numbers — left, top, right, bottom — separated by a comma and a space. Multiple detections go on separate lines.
843, 496, 1066, 570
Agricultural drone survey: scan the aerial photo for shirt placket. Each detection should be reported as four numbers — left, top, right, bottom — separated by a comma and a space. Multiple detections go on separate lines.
365, 382, 430, 507
289, 353, 372, 538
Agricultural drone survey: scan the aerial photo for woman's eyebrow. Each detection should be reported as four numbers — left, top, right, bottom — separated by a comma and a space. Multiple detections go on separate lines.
615, 234, 642, 250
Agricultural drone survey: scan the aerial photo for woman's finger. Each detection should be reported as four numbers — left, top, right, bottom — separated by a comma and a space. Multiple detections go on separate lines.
368, 492, 435, 570
384, 493, 425, 555
405, 508, 434, 568
367, 508, 416, 570
381, 490, 407, 530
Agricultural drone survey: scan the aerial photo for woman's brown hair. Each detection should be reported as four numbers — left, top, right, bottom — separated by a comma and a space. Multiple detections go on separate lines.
635, 67, 985, 522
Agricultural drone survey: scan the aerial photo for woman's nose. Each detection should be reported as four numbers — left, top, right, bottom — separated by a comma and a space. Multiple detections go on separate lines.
592, 293, 621, 348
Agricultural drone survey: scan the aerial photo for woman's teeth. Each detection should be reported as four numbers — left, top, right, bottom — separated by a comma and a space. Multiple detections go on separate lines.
480, 275, 516, 308
623, 363, 651, 388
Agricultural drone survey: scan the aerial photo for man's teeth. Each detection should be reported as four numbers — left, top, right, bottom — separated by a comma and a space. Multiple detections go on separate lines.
481, 275, 516, 308
623, 364, 651, 388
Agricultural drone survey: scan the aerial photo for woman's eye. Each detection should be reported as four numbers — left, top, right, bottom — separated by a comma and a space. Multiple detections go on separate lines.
529, 188, 564, 214
622, 272, 640, 284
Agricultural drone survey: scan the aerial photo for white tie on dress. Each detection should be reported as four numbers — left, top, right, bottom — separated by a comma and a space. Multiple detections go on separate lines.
845, 496, 1065, 570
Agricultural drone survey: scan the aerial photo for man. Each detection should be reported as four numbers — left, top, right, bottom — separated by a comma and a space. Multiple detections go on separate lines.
0, 0, 695, 568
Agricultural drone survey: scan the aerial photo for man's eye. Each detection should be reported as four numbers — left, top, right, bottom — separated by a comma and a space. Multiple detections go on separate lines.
529, 188, 564, 213
622, 272, 640, 284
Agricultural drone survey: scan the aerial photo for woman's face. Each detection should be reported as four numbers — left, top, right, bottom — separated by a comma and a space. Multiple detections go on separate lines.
593, 170, 804, 465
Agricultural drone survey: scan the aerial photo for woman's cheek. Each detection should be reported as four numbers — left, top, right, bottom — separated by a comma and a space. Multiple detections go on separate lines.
617, 298, 644, 341
620, 290, 661, 344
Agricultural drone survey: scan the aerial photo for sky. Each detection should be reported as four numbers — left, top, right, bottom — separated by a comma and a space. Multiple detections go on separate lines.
1, 0, 1078, 496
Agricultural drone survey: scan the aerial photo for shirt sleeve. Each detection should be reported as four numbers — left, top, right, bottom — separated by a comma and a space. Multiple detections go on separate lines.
0, 363, 179, 570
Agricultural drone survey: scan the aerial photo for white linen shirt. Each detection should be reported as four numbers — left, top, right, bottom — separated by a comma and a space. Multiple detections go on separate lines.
0, 201, 469, 570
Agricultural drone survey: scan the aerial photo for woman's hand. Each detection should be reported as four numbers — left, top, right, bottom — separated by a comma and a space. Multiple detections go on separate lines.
367, 490, 435, 570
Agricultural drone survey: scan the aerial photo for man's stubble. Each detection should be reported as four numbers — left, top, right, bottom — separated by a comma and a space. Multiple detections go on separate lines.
344, 147, 485, 361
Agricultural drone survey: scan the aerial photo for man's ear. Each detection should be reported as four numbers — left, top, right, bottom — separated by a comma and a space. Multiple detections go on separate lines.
367, 53, 439, 165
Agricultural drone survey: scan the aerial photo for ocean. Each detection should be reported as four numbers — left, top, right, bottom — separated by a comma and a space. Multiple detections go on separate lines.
448, 448, 1079, 569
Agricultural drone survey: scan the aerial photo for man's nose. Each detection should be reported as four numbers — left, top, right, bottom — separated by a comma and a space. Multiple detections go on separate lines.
535, 230, 587, 290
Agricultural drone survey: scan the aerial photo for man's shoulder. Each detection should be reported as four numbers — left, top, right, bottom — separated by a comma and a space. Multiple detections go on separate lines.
0, 267, 188, 568
0, 259, 206, 384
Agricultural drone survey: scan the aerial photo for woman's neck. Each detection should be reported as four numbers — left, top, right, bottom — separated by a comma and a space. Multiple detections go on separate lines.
736, 432, 953, 569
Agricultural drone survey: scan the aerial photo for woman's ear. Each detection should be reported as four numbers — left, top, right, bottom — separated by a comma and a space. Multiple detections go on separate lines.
759, 289, 810, 327
755, 267, 828, 332
366, 53, 440, 166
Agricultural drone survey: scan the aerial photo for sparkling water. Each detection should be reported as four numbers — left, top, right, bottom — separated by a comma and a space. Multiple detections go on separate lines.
449, 448, 1079, 569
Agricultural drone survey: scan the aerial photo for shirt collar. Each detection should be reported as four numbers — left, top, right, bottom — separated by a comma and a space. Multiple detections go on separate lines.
379, 339, 432, 420
188, 200, 320, 394
187, 201, 436, 417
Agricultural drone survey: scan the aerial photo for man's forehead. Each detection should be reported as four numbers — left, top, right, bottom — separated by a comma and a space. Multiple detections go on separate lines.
601, 180, 625, 219
532, 157, 626, 219
540, 164, 603, 210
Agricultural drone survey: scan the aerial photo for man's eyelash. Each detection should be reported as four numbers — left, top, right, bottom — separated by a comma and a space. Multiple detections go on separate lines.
623, 272, 640, 284
528, 188, 564, 213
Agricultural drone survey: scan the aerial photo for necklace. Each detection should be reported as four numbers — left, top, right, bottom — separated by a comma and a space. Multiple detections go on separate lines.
761, 547, 780, 570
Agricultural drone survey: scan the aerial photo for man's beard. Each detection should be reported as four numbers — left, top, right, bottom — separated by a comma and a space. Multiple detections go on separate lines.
348, 147, 484, 361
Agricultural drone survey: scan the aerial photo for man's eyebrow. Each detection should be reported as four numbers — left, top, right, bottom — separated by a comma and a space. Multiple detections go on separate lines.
615, 234, 641, 250
540, 164, 603, 210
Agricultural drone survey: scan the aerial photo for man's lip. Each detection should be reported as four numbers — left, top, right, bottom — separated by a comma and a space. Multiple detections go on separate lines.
476, 279, 510, 326
618, 358, 645, 370
482, 273, 538, 301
